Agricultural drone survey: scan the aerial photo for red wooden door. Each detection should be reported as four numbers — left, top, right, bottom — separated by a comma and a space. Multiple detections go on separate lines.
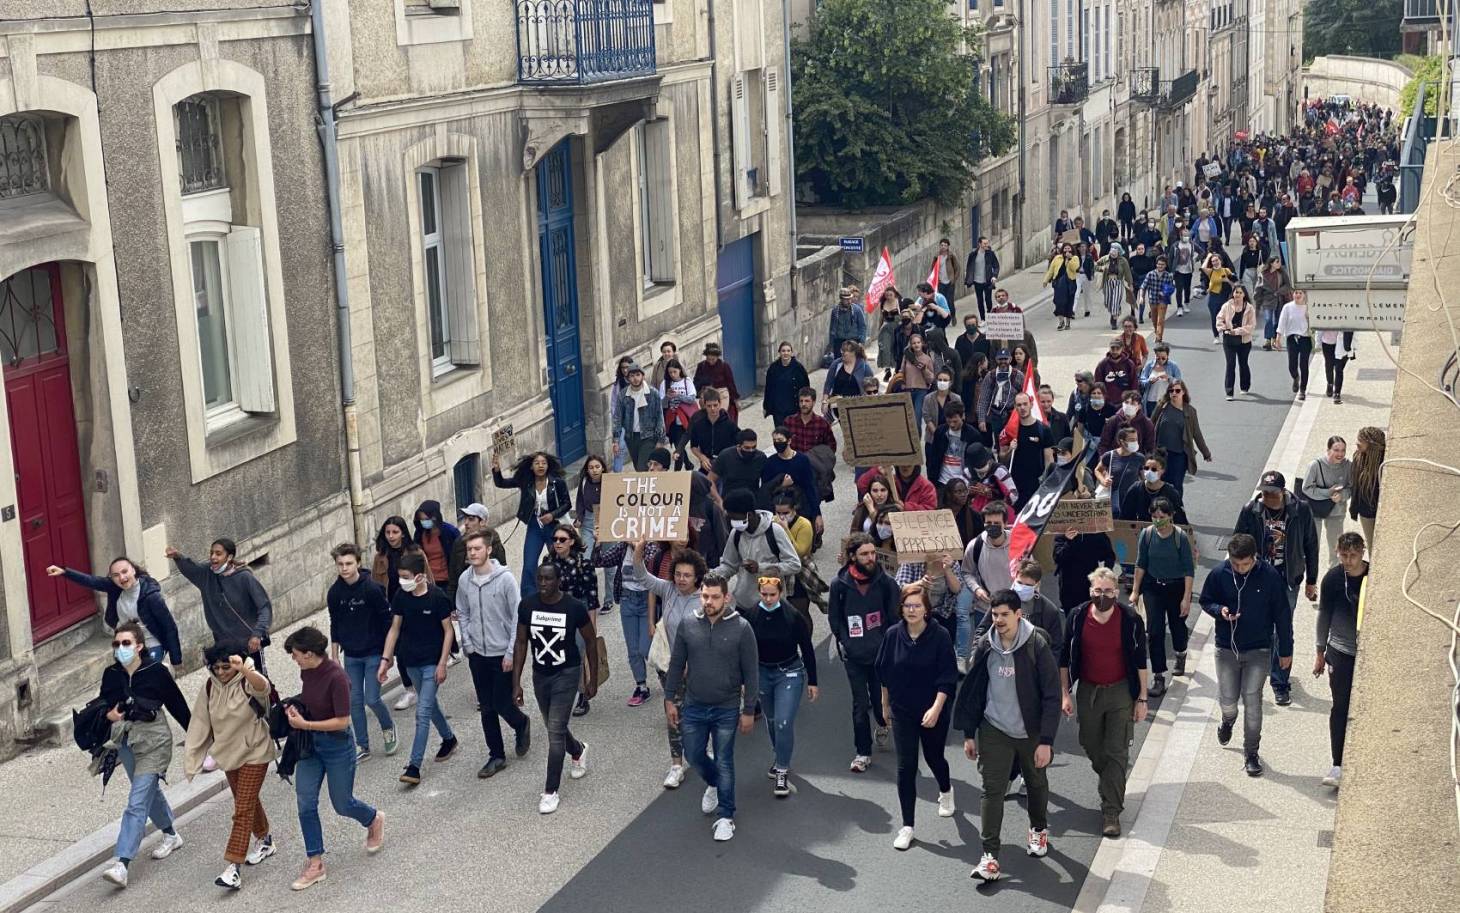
2, 264, 92, 641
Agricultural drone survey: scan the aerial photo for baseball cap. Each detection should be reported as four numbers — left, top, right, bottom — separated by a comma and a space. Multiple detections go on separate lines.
1258, 471, 1286, 493
459, 503, 490, 521
995, 348, 1011, 360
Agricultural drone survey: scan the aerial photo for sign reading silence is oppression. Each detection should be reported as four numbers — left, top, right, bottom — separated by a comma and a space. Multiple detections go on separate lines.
595, 472, 693, 543
888, 509, 964, 563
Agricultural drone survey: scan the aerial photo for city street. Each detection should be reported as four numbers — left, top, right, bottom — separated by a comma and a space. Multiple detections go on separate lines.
13, 265, 1379, 913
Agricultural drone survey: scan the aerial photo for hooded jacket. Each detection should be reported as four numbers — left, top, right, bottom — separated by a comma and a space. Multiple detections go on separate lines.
63, 570, 182, 665
327, 573, 392, 658
975, 590, 1065, 657
1060, 600, 1149, 700
828, 563, 900, 664
713, 510, 802, 610
171, 554, 273, 645
1199, 558, 1294, 656
954, 618, 1062, 745
183, 659, 275, 776
411, 500, 461, 558
1233, 491, 1319, 587
454, 560, 520, 658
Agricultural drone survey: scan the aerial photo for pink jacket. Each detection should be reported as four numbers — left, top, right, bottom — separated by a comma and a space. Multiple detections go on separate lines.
1217, 300, 1256, 343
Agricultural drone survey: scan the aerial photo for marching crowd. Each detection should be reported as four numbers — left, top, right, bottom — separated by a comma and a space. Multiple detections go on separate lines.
46, 98, 1394, 894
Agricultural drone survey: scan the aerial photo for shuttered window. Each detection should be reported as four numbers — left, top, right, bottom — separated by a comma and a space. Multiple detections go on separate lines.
418, 159, 479, 376
636, 119, 676, 285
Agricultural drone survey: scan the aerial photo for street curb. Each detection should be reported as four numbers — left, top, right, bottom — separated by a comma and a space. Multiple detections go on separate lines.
0, 671, 406, 913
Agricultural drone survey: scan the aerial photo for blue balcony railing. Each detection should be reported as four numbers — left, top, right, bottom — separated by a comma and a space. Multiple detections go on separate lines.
516, 0, 657, 85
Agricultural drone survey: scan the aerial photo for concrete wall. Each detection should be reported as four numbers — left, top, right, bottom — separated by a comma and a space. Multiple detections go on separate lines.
1303, 55, 1413, 111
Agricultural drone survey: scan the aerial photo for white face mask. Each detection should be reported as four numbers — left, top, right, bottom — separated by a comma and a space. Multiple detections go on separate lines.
1056, 454, 1073, 466
398, 575, 420, 592
1124, 440, 1140, 454
936, 379, 952, 392
1012, 582, 1037, 601
729, 519, 748, 532
875, 524, 894, 540
1143, 469, 1161, 483
1122, 403, 1139, 418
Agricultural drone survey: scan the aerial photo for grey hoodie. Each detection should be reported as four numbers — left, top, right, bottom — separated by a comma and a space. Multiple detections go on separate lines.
454, 560, 519, 657
983, 618, 1035, 739
713, 510, 802, 610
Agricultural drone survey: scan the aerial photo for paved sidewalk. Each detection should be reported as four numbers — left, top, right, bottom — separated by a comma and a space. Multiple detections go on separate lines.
1077, 344, 1395, 913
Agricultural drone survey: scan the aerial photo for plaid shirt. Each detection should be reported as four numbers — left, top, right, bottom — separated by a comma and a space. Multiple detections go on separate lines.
1140, 269, 1174, 305
783, 412, 836, 453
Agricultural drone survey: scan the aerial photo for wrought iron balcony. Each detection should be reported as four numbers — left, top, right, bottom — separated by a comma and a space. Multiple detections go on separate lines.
1158, 69, 1199, 109
1130, 67, 1160, 102
516, 0, 657, 86
1048, 62, 1089, 106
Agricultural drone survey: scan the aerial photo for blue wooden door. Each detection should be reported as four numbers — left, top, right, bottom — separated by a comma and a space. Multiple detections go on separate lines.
537, 141, 587, 464
715, 235, 757, 393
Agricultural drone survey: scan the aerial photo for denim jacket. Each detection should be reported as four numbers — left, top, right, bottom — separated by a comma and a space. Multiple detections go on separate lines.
613, 385, 666, 440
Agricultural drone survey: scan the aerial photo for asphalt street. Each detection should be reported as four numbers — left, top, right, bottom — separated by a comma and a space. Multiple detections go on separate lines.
30, 280, 1299, 913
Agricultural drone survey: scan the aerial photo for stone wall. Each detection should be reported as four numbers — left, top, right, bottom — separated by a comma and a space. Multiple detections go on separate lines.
1302, 55, 1413, 111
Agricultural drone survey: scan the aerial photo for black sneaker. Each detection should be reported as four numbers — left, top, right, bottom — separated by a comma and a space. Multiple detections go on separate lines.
1174, 652, 1188, 676
1292, 377, 1300, 392
399, 764, 422, 785
767, 764, 779, 781
1274, 688, 1292, 707
1217, 718, 1234, 746
773, 770, 791, 798
478, 758, 506, 779
1148, 674, 1167, 698
572, 695, 590, 717
515, 720, 531, 758
1244, 753, 1264, 777
1325, 384, 1334, 397
435, 737, 459, 762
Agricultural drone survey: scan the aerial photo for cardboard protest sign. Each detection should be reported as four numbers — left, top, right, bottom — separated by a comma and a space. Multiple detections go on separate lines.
491, 425, 517, 463
1049, 497, 1114, 534
983, 310, 1026, 340
1059, 229, 1083, 246
836, 393, 921, 466
888, 509, 964, 563
595, 472, 693, 543
1203, 162, 1222, 179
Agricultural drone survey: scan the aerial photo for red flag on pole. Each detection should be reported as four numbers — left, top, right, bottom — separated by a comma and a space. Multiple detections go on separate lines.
926, 257, 940, 290
999, 363, 1043, 447
865, 247, 896, 313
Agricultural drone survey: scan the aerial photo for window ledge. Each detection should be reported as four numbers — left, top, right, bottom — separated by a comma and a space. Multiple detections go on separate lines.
204, 412, 278, 449
430, 364, 481, 389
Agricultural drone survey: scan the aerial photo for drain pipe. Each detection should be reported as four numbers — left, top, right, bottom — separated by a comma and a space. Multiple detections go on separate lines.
309, 0, 371, 547
780, 0, 798, 308
707, 0, 724, 252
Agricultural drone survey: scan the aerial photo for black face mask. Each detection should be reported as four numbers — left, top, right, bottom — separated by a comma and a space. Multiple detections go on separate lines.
1092, 593, 1116, 610
965, 325, 978, 336
772, 440, 789, 454
738, 448, 757, 460
985, 525, 1005, 538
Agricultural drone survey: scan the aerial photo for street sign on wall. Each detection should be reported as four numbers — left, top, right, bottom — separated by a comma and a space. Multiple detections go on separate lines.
1304, 287, 1409, 332
838, 236, 865, 253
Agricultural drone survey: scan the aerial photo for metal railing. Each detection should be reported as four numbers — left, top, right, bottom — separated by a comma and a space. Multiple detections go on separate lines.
1048, 62, 1089, 105
1130, 67, 1160, 102
1159, 69, 1199, 109
516, 0, 657, 85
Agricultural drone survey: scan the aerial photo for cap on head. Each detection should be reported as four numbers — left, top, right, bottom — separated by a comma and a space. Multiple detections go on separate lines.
995, 349, 1011, 361
459, 503, 490, 522
724, 488, 756, 515
649, 447, 673, 469
1258, 470, 1286, 493
626, 361, 645, 376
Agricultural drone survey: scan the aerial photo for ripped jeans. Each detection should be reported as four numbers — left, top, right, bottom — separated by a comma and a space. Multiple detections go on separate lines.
757, 659, 807, 772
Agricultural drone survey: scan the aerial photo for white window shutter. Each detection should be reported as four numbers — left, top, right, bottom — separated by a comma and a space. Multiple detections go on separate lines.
765, 67, 782, 197
731, 74, 751, 209
439, 162, 480, 366
223, 225, 276, 413
645, 119, 676, 283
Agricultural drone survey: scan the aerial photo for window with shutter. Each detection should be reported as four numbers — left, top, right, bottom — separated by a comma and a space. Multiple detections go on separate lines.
640, 119, 676, 284
765, 68, 783, 198
224, 225, 277, 413
731, 74, 751, 210
438, 161, 480, 366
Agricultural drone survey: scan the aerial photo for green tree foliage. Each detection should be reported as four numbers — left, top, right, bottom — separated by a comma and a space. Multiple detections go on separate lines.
791, 0, 1016, 208
1303, 0, 1403, 61
1399, 55, 1444, 118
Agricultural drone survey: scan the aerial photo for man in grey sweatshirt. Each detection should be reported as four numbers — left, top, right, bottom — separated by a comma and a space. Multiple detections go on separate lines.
714, 490, 801, 612
663, 574, 759, 842
455, 531, 530, 776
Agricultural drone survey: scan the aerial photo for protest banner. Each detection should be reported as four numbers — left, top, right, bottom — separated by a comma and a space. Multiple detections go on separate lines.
1049, 497, 1114, 533
596, 472, 693, 543
888, 509, 964, 563
983, 310, 1026, 340
1006, 456, 1080, 575
1203, 161, 1222, 179
836, 392, 921, 466
491, 424, 517, 463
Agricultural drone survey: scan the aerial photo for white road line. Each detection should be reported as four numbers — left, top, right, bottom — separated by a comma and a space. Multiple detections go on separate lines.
1072, 392, 1322, 913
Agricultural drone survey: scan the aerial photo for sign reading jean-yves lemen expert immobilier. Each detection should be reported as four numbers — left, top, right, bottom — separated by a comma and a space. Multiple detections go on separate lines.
595, 472, 693, 543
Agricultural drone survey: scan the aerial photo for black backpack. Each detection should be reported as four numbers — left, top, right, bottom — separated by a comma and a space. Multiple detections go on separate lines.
72, 695, 113, 753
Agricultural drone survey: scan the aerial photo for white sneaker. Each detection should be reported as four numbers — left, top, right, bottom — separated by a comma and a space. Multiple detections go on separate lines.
712, 817, 736, 841
1322, 765, 1342, 788
1005, 775, 1024, 798
568, 742, 588, 779
539, 792, 561, 815
100, 860, 128, 888
244, 835, 275, 865
394, 689, 416, 711
849, 755, 871, 773
971, 852, 1002, 881
701, 786, 719, 815
1027, 827, 1050, 857
663, 764, 686, 789
937, 790, 956, 817
151, 831, 183, 859
215, 863, 242, 890
892, 825, 915, 850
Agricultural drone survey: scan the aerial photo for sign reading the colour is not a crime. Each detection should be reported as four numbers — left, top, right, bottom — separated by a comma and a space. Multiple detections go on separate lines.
595, 472, 693, 543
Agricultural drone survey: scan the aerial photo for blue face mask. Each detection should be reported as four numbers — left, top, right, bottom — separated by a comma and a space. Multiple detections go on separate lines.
420, 519, 435, 530
758, 600, 781, 612
210, 562, 228, 575
114, 646, 137, 665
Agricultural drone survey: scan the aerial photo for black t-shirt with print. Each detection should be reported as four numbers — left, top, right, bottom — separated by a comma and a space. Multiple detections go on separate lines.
1263, 505, 1287, 568
390, 585, 454, 669
518, 594, 589, 673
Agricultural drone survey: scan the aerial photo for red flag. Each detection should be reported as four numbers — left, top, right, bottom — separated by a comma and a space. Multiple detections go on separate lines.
865, 246, 895, 313
999, 363, 1043, 446
927, 257, 940, 290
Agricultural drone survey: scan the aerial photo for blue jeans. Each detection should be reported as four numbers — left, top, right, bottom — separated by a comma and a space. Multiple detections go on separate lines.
612, 430, 627, 472
1269, 580, 1302, 690
294, 732, 377, 858
405, 664, 455, 767
681, 702, 740, 819
1163, 451, 1189, 496
758, 661, 806, 771
908, 388, 929, 434
115, 744, 174, 862
520, 521, 551, 598
144, 645, 165, 665
620, 588, 651, 685
343, 653, 394, 750
954, 587, 974, 659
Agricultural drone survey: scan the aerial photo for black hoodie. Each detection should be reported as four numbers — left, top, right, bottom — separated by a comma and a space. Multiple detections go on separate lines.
827, 563, 900, 664
327, 573, 393, 658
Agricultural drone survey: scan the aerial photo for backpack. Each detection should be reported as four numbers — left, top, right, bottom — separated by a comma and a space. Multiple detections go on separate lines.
72, 695, 113, 753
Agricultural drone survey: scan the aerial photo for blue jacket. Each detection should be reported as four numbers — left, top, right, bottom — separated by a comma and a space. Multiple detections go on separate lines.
612, 385, 666, 440
64, 570, 183, 665
1199, 559, 1294, 657
827, 303, 868, 350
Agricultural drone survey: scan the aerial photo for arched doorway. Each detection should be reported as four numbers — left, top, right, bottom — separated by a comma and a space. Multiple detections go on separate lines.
1, 263, 91, 640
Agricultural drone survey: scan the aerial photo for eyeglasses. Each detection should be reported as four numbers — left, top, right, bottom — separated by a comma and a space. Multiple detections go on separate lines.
111, 640, 135, 648
552, 536, 572, 544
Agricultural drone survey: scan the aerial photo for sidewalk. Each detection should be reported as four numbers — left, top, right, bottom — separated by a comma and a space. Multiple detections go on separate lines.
1076, 350, 1395, 913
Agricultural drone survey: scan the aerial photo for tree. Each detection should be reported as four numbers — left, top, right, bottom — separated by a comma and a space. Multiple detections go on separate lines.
791, 0, 1016, 209
1399, 55, 1445, 118
1304, 0, 1403, 61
